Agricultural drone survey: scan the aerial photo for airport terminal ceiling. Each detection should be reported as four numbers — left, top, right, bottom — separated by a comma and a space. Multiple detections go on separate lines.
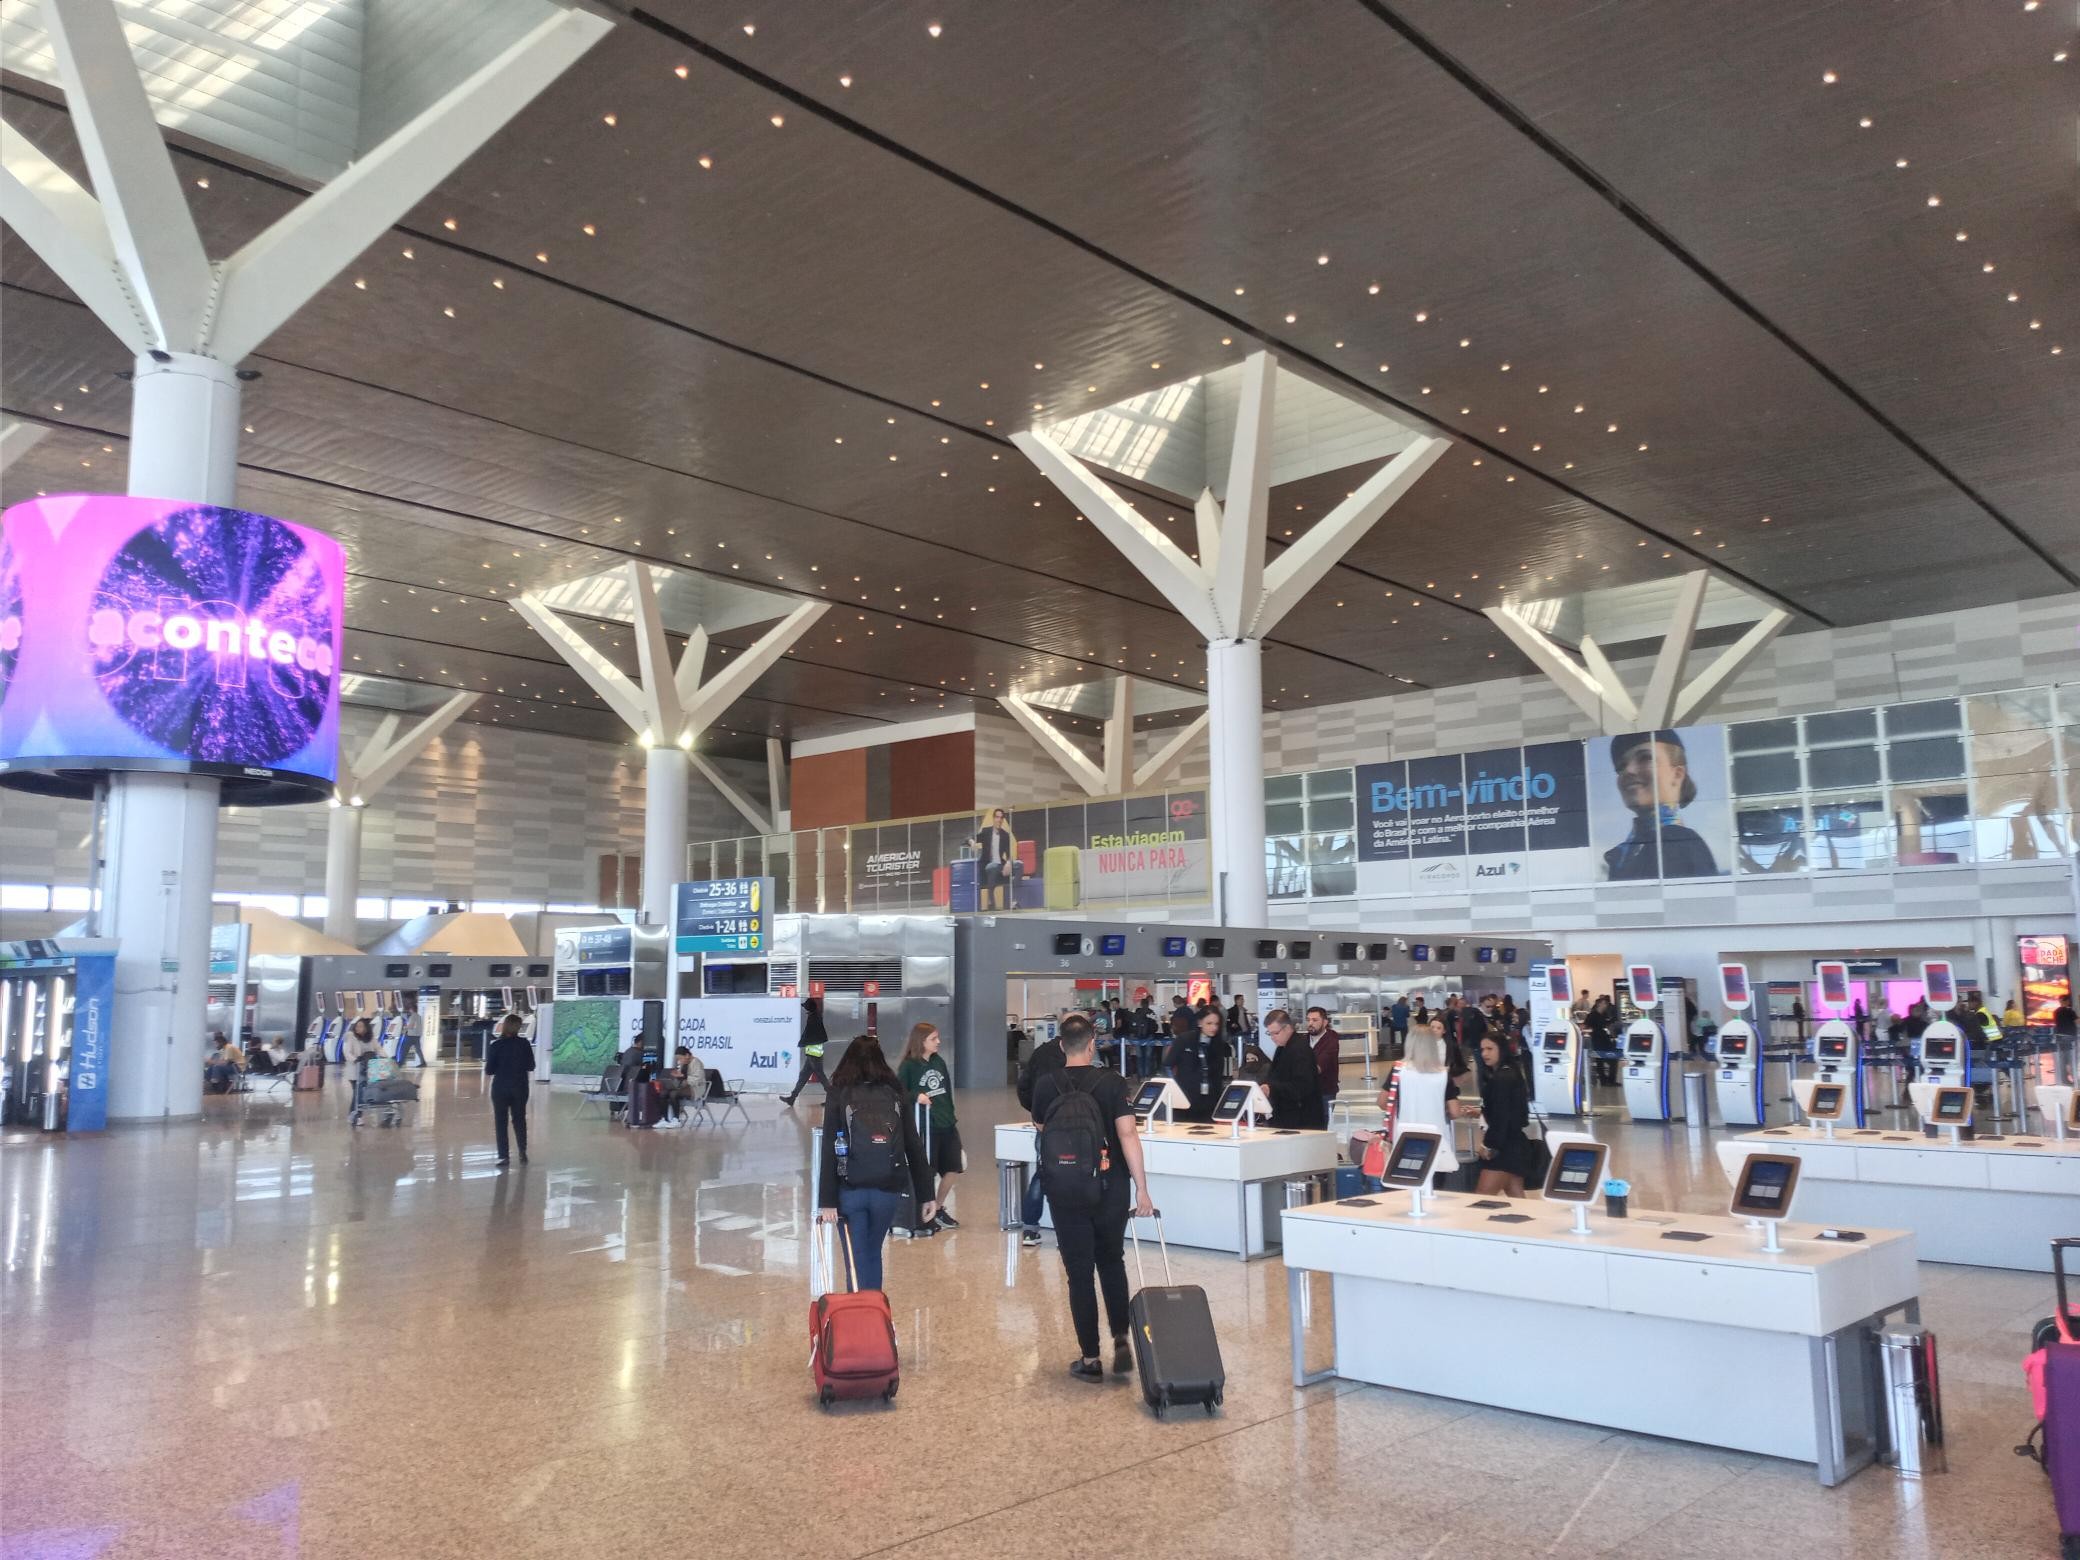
2, 0, 2074, 762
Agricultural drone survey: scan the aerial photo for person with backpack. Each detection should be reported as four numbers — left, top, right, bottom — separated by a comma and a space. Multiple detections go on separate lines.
816, 1036, 937, 1292
1015, 1022, 1070, 1247
896, 1022, 961, 1231
1030, 1016, 1156, 1383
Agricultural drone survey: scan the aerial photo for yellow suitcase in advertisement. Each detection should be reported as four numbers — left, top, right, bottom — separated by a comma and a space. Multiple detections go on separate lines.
1043, 846, 1081, 910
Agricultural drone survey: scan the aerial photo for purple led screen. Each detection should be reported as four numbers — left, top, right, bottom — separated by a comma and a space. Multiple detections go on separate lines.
0, 495, 344, 786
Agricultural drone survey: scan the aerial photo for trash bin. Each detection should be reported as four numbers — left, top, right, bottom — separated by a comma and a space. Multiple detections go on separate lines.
998, 1159, 1027, 1231
1878, 1324, 1945, 1477
1682, 1068, 1709, 1130
1284, 1175, 1325, 1212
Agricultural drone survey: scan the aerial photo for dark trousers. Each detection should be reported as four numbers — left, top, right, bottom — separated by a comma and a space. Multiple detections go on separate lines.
492, 1089, 528, 1160
783, 1051, 826, 1102
401, 1037, 426, 1066
1051, 1173, 1132, 1359
1022, 1164, 1048, 1232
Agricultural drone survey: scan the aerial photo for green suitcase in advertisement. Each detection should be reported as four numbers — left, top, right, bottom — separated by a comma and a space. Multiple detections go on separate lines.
1043, 846, 1081, 910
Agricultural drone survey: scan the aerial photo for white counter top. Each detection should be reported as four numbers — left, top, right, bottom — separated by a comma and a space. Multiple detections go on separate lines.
1735, 1124, 2080, 1271
995, 1120, 1338, 1182
1283, 1190, 1916, 1337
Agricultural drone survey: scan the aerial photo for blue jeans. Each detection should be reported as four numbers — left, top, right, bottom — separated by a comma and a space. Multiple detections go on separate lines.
1022, 1163, 1047, 1233
836, 1185, 905, 1291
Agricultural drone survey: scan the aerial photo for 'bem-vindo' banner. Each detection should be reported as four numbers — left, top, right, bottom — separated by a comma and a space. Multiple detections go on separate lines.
0, 495, 345, 798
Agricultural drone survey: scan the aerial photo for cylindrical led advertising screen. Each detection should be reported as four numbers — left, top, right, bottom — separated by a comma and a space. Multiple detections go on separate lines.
0, 495, 344, 803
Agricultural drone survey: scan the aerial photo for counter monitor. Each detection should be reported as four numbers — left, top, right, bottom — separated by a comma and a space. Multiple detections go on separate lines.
1337, 942, 1360, 961
1162, 936, 1188, 958
1924, 1035, 1958, 1063
1818, 1034, 1849, 1060
1542, 1141, 1610, 1204
1931, 1085, 1972, 1124
1288, 940, 1312, 959
1098, 934, 1127, 957
1382, 1129, 1442, 1188
1719, 1031, 1749, 1057
1202, 938, 1226, 957
1806, 1081, 1848, 1121
1542, 1029, 1570, 1053
1729, 1153, 1801, 1220
1626, 1030, 1657, 1055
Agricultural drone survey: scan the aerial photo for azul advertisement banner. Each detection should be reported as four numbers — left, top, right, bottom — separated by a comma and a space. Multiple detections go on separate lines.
0, 495, 344, 797
1359, 744, 1590, 894
1586, 724, 1730, 881
668, 997, 799, 1086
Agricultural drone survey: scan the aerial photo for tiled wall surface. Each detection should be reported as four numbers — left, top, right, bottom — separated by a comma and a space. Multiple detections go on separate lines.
0, 708, 765, 906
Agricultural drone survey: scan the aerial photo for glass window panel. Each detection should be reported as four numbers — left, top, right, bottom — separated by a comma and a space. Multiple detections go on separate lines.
1307, 795, 1355, 830
1265, 774, 1305, 802
1803, 708, 1876, 745
1884, 698, 1960, 737
1887, 734, 1966, 782
1309, 831, 1355, 897
1733, 751, 1802, 796
1731, 718, 1798, 753
1806, 745, 1881, 790
1967, 688, 2054, 735
0, 884, 50, 911
1809, 794, 1891, 871
1894, 784, 1971, 864
1265, 836, 1307, 900
1265, 801, 1306, 835
1734, 799, 1806, 875
1305, 767, 1354, 799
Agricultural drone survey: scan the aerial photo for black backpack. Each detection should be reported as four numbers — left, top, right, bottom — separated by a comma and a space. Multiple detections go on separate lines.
842, 1086, 907, 1191
1038, 1071, 1109, 1212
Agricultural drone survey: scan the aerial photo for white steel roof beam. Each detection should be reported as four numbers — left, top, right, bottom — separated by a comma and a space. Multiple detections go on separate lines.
0, 121, 146, 348
692, 753, 774, 837
999, 691, 1108, 797
344, 691, 479, 801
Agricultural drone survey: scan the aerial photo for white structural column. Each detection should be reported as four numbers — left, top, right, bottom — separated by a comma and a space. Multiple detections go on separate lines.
1484, 570, 1793, 735
0, 0, 612, 1119
514, 562, 827, 924
1013, 351, 1449, 923
322, 693, 479, 941
999, 677, 1210, 799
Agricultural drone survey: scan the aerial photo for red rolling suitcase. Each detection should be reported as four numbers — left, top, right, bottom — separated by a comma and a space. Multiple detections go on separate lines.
810, 1225, 899, 1407
2024, 1238, 2080, 1556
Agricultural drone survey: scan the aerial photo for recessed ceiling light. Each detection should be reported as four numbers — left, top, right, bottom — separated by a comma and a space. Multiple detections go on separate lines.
927, 21, 943, 36
698, 155, 713, 169
675, 64, 689, 78
1367, 283, 1381, 295
1983, 262, 1996, 273
1926, 194, 1941, 207
1955, 231, 1969, 241
1414, 310, 1427, 322
1821, 70, 1838, 83
770, 114, 785, 127
353, 277, 366, 289
1458, 338, 1470, 348
581, 224, 595, 235
1284, 313, 1297, 323
839, 73, 853, 87
1859, 116, 1873, 128
602, 114, 617, 126
1895, 158, 1909, 168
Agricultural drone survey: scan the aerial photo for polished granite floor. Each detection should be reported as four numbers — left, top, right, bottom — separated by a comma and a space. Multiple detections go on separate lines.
0, 1071, 2061, 1559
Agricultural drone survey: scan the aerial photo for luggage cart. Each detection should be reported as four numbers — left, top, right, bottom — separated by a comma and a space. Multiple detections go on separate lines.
350, 1058, 419, 1128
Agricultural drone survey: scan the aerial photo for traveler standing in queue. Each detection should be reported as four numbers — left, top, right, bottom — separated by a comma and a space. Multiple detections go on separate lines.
484, 1012, 534, 1166
782, 996, 830, 1106
1262, 1009, 1324, 1129
896, 1022, 962, 1231
1388, 994, 1411, 1056
816, 1036, 937, 1291
1586, 994, 1618, 1086
1169, 1006, 1231, 1121
1030, 1016, 1156, 1382
1015, 1020, 1070, 1247
1467, 1033, 1532, 1197
1305, 1006, 1342, 1120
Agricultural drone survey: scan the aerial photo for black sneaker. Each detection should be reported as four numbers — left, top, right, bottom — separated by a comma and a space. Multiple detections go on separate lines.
1112, 1338, 1134, 1377
933, 1210, 960, 1230
1021, 1229, 1042, 1248
1069, 1357, 1105, 1383
495, 1158, 510, 1168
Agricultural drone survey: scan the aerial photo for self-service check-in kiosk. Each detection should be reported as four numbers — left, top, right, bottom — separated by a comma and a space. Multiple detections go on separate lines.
1621, 962, 1683, 1121
1711, 961, 1769, 1127
1532, 962, 1586, 1117
1917, 959, 1969, 1090
1810, 1016, 1866, 1127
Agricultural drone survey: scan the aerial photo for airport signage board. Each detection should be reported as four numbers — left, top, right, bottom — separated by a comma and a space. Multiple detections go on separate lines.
674, 877, 772, 954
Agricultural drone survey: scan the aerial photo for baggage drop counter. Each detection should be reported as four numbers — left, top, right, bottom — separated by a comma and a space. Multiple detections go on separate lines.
1282, 1190, 1919, 1484
996, 1120, 1336, 1258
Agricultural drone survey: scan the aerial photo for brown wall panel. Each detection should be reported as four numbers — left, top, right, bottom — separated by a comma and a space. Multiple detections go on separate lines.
888, 731, 976, 819
792, 749, 869, 830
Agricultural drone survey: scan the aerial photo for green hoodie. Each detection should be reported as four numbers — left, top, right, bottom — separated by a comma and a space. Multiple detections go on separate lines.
897, 1052, 956, 1130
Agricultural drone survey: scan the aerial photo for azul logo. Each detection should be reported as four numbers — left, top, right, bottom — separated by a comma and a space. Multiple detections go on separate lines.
1474, 861, 1522, 878
1371, 766, 1559, 813
750, 1050, 782, 1069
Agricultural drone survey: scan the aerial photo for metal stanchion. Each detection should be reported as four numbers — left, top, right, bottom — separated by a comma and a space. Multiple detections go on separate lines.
998, 1159, 1025, 1231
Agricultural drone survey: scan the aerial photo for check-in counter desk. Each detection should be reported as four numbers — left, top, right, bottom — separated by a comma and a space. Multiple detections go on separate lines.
995, 1121, 1337, 1259
1281, 1191, 1918, 1485
1738, 1123, 2080, 1272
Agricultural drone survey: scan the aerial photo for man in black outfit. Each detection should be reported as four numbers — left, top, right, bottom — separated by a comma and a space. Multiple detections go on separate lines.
1015, 1024, 1069, 1248
1030, 1017, 1156, 1383
484, 1012, 534, 1167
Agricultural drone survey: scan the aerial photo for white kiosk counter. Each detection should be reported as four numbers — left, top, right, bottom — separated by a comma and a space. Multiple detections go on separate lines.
995, 1120, 1336, 1259
1736, 1123, 2080, 1271
1281, 1191, 1917, 1485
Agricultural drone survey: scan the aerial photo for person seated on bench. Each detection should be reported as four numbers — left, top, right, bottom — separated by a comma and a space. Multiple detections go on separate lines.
204, 1032, 246, 1094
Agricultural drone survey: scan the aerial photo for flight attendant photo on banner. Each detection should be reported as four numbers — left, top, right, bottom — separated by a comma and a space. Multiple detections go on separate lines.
1590, 726, 1731, 882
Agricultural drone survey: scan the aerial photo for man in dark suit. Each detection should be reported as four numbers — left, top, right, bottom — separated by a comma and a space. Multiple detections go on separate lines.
484, 1013, 534, 1167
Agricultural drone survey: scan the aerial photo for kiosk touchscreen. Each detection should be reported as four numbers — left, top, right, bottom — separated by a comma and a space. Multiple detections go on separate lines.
1810, 1017, 1865, 1126
1133, 1077, 1190, 1128
1381, 1127, 1445, 1216
1730, 1152, 1802, 1251
1926, 1084, 1973, 1140
1542, 1140, 1611, 1234
1210, 1081, 1270, 1134
1621, 1016, 1681, 1121
1805, 1080, 1848, 1138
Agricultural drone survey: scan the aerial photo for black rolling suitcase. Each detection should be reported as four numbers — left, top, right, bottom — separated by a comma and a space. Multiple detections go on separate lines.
1127, 1213, 1224, 1418
892, 1103, 936, 1240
